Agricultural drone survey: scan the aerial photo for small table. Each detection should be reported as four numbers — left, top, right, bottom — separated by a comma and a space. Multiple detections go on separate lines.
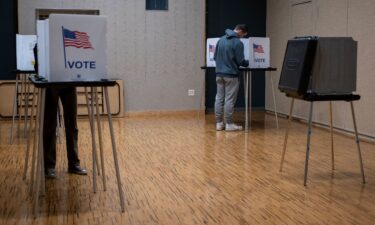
26, 76, 125, 216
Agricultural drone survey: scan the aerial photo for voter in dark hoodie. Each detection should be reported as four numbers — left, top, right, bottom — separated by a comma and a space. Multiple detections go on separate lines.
214, 24, 249, 131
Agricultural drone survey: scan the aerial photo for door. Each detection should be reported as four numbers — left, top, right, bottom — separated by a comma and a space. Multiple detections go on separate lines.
0, 0, 17, 80
205, 0, 267, 112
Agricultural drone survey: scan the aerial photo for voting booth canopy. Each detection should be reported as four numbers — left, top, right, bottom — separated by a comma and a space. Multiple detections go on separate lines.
206, 37, 270, 68
37, 14, 107, 81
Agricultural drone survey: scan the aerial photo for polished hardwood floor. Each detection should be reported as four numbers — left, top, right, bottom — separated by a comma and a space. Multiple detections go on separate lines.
0, 112, 374, 225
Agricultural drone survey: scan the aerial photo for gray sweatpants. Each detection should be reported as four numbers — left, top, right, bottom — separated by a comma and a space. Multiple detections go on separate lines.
215, 76, 239, 124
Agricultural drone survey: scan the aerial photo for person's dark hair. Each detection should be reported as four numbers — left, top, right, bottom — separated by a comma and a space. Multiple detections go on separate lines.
235, 24, 248, 33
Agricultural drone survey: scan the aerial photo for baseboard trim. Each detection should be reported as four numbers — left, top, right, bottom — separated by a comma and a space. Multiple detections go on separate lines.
125, 110, 205, 117
265, 109, 375, 144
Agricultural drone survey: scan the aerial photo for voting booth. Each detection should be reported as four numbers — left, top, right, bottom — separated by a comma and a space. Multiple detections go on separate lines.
279, 37, 357, 99
205, 37, 277, 132
37, 14, 107, 81
277, 37, 365, 186
16, 34, 37, 71
28, 14, 126, 215
206, 37, 270, 68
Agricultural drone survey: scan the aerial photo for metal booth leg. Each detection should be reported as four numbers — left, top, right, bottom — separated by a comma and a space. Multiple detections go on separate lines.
10, 73, 20, 144
24, 74, 31, 138
279, 98, 295, 172
350, 101, 366, 184
270, 72, 279, 128
243, 71, 249, 132
198, 72, 205, 123
88, 87, 98, 193
94, 87, 107, 190
249, 72, 252, 131
19, 73, 25, 137
303, 101, 314, 186
85, 88, 101, 177
23, 88, 37, 180
104, 87, 125, 212
34, 88, 46, 217
329, 101, 335, 170
29, 89, 40, 195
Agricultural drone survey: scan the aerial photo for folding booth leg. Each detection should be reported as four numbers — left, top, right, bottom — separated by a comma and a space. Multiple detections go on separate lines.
23, 88, 37, 180
249, 72, 252, 132
94, 87, 107, 190
10, 74, 19, 144
104, 87, 125, 212
198, 73, 205, 123
29, 90, 40, 195
329, 101, 335, 170
24, 75, 31, 138
85, 88, 101, 177
19, 74, 25, 136
350, 101, 366, 184
303, 102, 314, 186
88, 88, 98, 193
243, 71, 249, 132
279, 98, 295, 172
34, 88, 46, 217
270, 72, 279, 128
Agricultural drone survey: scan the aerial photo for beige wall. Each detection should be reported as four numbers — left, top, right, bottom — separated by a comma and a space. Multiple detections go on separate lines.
267, 0, 375, 137
18, 0, 205, 112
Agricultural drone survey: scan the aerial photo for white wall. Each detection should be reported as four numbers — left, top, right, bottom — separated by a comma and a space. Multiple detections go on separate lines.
267, 0, 375, 137
18, 0, 205, 112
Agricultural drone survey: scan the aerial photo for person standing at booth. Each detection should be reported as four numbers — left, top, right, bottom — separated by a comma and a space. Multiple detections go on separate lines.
43, 88, 87, 179
214, 24, 249, 131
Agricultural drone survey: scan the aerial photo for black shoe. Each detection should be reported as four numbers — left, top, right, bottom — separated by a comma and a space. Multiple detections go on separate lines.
68, 165, 88, 175
45, 168, 57, 179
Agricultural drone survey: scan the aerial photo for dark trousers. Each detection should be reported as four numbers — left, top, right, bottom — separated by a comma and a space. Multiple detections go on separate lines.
43, 87, 80, 169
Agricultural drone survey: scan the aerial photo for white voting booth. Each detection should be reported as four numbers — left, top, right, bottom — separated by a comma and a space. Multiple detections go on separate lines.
16, 34, 37, 71
37, 14, 107, 81
205, 36, 278, 131
30, 14, 126, 215
206, 37, 270, 68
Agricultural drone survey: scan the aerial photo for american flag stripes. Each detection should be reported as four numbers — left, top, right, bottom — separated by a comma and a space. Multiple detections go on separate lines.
63, 28, 93, 49
253, 43, 264, 53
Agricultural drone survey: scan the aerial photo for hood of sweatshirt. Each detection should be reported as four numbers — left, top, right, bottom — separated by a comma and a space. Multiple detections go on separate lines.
225, 29, 239, 39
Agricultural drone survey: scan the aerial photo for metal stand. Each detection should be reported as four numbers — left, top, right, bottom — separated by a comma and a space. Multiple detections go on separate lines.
270, 72, 279, 128
34, 88, 46, 216
279, 99, 366, 185
104, 87, 125, 212
25, 79, 125, 217
10, 72, 35, 144
94, 87, 107, 190
329, 101, 335, 170
242, 69, 279, 132
243, 71, 251, 133
303, 102, 314, 186
84, 88, 102, 178
23, 88, 37, 180
279, 98, 295, 172
350, 102, 366, 184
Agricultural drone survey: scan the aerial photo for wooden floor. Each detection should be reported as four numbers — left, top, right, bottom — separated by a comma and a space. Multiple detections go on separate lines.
0, 112, 374, 225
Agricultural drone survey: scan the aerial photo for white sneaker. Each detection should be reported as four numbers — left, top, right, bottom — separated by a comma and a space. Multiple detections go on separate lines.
225, 123, 243, 131
216, 122, 225, 131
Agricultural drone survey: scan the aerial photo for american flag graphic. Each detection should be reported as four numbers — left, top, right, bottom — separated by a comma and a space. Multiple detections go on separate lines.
63, 28, 93, 49
253, 43, 264, 53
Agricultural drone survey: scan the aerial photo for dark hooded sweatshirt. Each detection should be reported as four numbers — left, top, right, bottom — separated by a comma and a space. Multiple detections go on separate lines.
214, 29, 249, 77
